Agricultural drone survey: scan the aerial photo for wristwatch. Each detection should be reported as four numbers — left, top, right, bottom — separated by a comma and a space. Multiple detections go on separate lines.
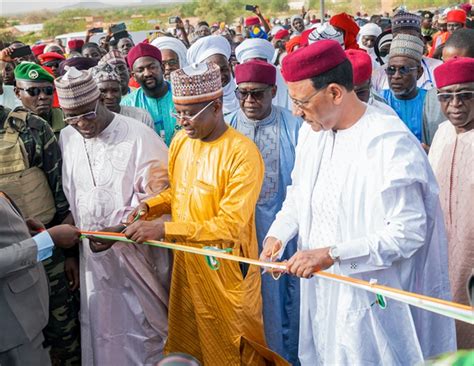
328, 246, 340, 262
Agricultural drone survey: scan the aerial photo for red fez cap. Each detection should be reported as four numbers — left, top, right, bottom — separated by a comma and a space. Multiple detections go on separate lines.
274, 29, 290, 40
39, 52, 66, 64
245, 16, 261, 27
299, 29, 313, 47
126, 43, 162, 69
447, 9, 467, 24
31, 44, 46, 57
235, 60, 276, 85
460, 3, 472, 13
68, 39, 84, 51
345, 49, 372, 85
282, 40, 347, 82
434, 57, 474, 88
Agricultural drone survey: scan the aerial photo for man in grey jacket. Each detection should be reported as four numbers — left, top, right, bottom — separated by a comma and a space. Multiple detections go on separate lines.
0, 192, 80, 366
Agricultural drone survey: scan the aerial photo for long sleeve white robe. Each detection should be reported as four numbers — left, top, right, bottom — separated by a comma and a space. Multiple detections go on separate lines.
59, 114, 171, 366
266, 105, 456, 365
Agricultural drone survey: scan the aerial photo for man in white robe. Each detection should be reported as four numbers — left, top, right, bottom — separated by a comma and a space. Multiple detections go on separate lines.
261, 40, 456, 365
55, 67, 171, 365
428, 57, 474, 349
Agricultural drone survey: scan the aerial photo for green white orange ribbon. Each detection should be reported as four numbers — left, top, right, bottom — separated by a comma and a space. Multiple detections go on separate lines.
81, 231, 474, 325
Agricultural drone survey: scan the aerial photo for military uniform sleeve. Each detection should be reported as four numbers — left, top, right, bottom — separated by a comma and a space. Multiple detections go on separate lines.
39, 118, 70, 222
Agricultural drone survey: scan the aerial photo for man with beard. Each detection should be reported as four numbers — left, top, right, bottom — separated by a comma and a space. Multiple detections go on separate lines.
91, 62, 154, 128
187, 35, 240, 116
428, 57, 474, 350
382, 34, 427, 142
121, 43, 178, 146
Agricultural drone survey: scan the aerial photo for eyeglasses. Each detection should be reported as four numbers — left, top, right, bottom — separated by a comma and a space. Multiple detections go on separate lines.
437, 91, 474, 103
290, 87, 325, 108
171, 100, 215, 123
385, 66, 418, 76
162, 59, 179, 67
64, 101, 99, 125
17, 86, 54, 96
235, 87, 271, 101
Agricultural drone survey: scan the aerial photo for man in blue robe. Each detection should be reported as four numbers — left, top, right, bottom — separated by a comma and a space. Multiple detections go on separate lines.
225, 60, 302, 365
382, 34, 427, 142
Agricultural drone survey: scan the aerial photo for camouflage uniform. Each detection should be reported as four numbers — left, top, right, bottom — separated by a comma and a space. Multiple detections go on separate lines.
0, 105, 81, 365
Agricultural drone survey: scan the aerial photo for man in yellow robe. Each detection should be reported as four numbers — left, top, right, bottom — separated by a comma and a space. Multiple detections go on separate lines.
124, 62, 287, 366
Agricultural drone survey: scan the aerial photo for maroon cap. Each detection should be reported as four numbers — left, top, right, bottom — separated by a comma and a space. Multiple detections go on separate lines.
126, 43, 162, 69
245, 16, 261, 27
274, 29, 290, 40
345, 49, 372, 85
434, 57, 474, 88
31, 44, 46, 57
235, 60, 276, 85
68, 39, 84, 51
281, 40, 347, 82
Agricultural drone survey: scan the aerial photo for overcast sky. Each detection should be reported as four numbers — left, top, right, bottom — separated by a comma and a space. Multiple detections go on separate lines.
1, 0, 146, 16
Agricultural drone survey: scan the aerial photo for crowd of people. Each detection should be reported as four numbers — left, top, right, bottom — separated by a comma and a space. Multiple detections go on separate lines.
0, 3, 473, 366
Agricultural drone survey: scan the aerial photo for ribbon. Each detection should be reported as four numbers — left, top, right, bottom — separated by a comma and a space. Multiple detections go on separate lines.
81, 231, 474, 325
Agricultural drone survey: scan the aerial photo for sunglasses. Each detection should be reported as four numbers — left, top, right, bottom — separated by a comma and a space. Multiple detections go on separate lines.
437, 91, 474, 103
171, 100, 215, 123
385, 66, 418, 76
17, 86, 54, 96
43, 61, 61, 68
64, 101, 99, 125
235, 87, 271, 101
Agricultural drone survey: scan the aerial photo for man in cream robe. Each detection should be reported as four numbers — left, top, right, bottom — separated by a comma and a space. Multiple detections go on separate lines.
262, 40, 456, 365
56, 67, 171, 365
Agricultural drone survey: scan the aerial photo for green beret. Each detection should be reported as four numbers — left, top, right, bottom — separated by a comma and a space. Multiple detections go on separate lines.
14, 62, 54, 83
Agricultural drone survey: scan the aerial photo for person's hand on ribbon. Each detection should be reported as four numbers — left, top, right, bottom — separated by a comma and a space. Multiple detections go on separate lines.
126, 202, 149, 224
123, 218, 164, 244
260, 236, 285, 276
286, 247, 334, 278
88, 224, 124, 253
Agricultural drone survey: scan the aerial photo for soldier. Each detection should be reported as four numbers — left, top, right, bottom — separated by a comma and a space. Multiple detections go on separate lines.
1, 61, 80, 365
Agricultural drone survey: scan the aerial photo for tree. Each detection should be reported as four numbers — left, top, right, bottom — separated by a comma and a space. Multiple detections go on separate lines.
0, 17, 8, 29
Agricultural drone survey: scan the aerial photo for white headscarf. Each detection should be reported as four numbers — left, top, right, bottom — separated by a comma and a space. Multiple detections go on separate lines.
359, 23, 383, 38
235, 39, 275, 63
151, 36, 189, 68
308, 23, 345, 48
186, 35, 238, 115
290, 15, 305, 36
186, 35, 231, 64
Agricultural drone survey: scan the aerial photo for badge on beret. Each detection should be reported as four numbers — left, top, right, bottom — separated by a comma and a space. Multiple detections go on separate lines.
28, 69, 39, 80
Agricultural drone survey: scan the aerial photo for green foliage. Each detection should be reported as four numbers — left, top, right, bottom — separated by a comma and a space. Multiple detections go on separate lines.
179, 0, 199, 17
42, 18, 86, 38
270, 0, 289, 13
0, 17, 8, 29
128, 19, 152, 32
